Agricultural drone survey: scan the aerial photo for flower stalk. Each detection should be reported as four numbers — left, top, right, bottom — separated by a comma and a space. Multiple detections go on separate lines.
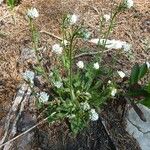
29, 19, 50, 86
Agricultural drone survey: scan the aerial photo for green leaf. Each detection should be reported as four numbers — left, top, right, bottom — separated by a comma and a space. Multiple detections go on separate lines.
138, 63, 148, 80
130, 63, 140, 85
128, 88, 149, 98
34, 66, 44, 75
145, 82, 150, 93
141, 97, 150, 108
7, 0, 15, 9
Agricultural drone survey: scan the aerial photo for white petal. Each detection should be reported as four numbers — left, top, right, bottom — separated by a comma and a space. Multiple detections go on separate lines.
146, 62, 150, 69
117, 71, 125, 78
93, 62, 99, 69
70, 14, 78, 25
39, 92, 49, 103
103, 14, 111, 22
111, 88, 117, 97
27, 8, 39, 19
54, 81, 63, 88
22, 70, 34, 84
76, 61, 84, 69
124, 0, 134, 8
89, 109, 99, 121
52, 44, 63, 55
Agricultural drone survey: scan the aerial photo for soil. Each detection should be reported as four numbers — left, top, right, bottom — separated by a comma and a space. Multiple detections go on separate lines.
0, 0, 150, 149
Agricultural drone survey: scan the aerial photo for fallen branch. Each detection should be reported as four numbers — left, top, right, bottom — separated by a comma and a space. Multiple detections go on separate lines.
40, 30, 62, 41
0, 84, 28, 145
0, 117, 48, 148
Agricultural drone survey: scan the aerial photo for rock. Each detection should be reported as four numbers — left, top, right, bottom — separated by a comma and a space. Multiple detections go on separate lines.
20, 48, 36, 64
126, 104, 150, 150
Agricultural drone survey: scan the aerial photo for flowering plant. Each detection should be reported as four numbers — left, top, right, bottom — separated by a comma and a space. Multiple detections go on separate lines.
23, 0, 149, 134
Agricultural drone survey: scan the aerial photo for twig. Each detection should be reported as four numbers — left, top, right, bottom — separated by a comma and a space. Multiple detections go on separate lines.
40, 30, 62, 41
0, 117, 48, 148
99, 116, 118, 150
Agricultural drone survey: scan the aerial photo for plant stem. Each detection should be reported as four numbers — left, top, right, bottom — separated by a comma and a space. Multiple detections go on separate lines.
69, 35, 74, 99
102, 11, 118, 54
29, 19, 51, 86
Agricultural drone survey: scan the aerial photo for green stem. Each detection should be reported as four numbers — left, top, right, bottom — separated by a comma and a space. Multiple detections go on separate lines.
29, 19, 50, 86
97, 7, 120, 61
69, 35, 74, 99
102, 11, 118, 54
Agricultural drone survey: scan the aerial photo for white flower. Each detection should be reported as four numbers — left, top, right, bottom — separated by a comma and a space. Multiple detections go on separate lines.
69, 14, 78, 25
117, 71, 125, 78
39, 92, 49, 103
27, 8, 39, 19
146, 62, 150, 69
54, 81, 63, 88
22, 70, 34, 84
93, 62, 99, 69
124, 0, 134, 8
89, 109, 99, 121
111, 88, 117, 97
62, 39, 68, 46
80, 101, 90, 111
108, 80, 111, 84
76, 61, 84, 69
52, 44, 63, 55
103, 14, 111, 22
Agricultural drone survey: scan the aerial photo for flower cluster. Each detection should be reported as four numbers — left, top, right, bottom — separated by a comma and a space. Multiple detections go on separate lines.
39, 92, 49, 103
69, 14, 78, 25
89, 109, 99, 121
103, 14, 111, 22
76, 61, 84, 69
27, 8, 39, 19
117, 71, 125, 78
22, 70, 34, 84
111, 88, 117, 97
124, 0, 134, 9
52, 44, 63, 55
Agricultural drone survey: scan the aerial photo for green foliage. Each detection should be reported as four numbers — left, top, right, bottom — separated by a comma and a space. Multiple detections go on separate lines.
24, 2, 150, 135
130, 63, 148, 85
130, 63, 140, 85
127, 63, 150, 109
141, 83, 150, 108
7, 0, 16, 9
